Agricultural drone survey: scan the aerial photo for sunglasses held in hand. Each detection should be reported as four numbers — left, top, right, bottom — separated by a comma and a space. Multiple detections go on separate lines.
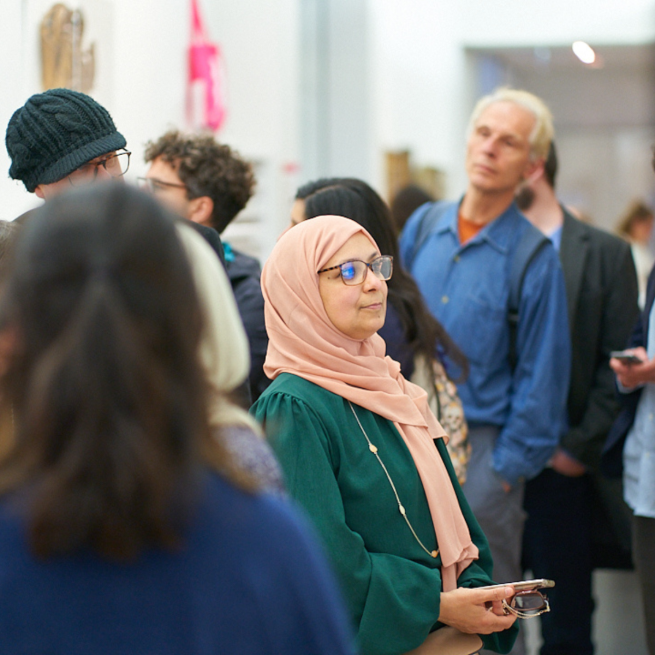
482, 578, 554, 620
501, 589, 550, 619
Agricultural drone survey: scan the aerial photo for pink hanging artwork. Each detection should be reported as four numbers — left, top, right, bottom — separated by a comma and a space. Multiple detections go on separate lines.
187, 0, 226, 132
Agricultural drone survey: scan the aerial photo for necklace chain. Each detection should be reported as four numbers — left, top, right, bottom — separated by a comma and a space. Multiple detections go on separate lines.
348, 401, 438, 560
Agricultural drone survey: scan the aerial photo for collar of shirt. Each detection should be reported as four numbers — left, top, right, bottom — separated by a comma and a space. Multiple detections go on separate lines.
436, 198, 524, 255
548, 225, 563, 253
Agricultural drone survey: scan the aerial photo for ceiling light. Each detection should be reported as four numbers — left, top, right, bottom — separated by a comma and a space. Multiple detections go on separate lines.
572, 41, 596, 64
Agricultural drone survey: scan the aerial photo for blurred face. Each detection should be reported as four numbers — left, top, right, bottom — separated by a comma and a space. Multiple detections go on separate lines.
318, 233, 387, 340
629, 216, 655, 244
290, 198, 306, 227
144, 158, 192, 219
465, 101, 538, 196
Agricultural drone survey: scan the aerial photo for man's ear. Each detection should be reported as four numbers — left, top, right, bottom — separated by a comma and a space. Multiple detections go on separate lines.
34, 185, 46, 199
522, 158, 545, 185
187, 196, 214, 228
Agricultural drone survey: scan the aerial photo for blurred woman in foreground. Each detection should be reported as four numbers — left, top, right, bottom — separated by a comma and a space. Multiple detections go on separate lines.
0, 184, 353, 655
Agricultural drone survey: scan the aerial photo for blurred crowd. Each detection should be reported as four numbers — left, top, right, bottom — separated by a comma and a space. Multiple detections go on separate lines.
0, 85, 653, 655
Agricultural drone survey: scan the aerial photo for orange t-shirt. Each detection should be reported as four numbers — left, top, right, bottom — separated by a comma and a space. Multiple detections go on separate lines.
458, 212, 485, 244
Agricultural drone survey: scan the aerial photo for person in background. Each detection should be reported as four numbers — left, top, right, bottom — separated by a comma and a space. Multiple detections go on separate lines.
391, 184, 435, 235
252, 214, 520, 655
0, 184, 355, 655
142, 130, 268, 403
177, 224, 284, 495
295, 178, 471, 483
517, 142, 639, 655
399, 89, 569, 655
606, 149, 655, 655
4, 89, 225, 266
5, 88, 130, 202
616, 199, 654, 308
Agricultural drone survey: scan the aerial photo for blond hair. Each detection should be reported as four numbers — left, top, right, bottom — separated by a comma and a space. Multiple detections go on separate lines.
468, 88, 554, 161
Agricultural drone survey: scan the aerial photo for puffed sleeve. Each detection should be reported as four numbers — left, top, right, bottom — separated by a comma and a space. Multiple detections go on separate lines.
253, 390, 445, 654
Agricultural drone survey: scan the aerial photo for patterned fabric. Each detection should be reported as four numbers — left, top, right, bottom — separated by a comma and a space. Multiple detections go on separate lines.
412, 356, 470, 485
220, 425, 286, 497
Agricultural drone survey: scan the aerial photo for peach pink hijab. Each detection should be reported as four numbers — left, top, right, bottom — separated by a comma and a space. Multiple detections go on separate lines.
261, 215, 478, 591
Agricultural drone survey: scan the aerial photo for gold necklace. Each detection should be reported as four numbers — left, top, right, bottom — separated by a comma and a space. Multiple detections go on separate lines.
348, 401, 439, 559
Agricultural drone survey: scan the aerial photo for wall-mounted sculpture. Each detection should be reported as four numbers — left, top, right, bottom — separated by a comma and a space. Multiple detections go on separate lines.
41, 3, 95, 92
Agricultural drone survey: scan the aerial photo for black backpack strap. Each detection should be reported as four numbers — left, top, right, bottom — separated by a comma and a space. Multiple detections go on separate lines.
507, 226, 550, 370
406, 200, 449, 269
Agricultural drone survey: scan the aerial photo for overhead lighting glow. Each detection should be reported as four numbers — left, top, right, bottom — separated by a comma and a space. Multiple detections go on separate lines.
572, 41, 596, 64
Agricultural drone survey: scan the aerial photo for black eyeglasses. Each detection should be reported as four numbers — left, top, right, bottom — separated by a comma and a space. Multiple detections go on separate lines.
137, 177, 188, 194
68, 149, 131, 186
502, 590, 550, 619
317, 255, 393, 286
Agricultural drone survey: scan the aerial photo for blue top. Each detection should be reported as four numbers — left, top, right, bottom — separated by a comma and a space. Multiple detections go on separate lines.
623, 300, 655, 518
0, 473, 355, 655
548, 225, 563, 253
400, 200, 570, 485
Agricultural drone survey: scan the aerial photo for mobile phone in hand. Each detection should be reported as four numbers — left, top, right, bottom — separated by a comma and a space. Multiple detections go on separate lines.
610, 350, 644, 365
478, 579, 555, 592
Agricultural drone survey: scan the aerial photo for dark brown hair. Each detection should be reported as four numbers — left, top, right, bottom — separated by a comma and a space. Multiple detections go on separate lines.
390, 185, 434, 234
144, 130, 255, 233
299, 178, 469, 381
0, 184, 251, 560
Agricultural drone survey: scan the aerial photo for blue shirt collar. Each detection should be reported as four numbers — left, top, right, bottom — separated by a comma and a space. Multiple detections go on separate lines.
436, 197, 524, 254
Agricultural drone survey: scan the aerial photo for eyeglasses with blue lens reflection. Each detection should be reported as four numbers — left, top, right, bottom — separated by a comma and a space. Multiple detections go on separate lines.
317, 255, 393, 286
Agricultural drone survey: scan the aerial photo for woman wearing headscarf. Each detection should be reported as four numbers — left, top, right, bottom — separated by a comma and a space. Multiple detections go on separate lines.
251, 216, 519, 655
293, 178, 470, 485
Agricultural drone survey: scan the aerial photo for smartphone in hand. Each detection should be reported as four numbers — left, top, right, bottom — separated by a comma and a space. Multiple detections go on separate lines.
610, 350, 645, 365
478, 579, 555, 592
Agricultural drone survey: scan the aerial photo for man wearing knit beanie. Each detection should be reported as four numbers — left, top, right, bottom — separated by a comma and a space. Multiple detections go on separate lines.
5, 88, 129, 200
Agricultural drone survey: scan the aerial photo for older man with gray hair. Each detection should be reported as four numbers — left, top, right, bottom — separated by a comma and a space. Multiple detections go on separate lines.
400, 88, 570, 654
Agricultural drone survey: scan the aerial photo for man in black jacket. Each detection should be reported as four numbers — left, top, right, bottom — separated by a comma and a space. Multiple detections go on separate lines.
517, 142, 639, 655
142, 130, 268, 403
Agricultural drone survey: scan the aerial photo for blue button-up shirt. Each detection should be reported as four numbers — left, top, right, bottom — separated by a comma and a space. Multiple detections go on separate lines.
400, 200, 570, 485
623, 301, 655, 518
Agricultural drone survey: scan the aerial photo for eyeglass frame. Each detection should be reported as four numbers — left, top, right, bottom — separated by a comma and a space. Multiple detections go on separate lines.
501, 590, 550, 619
137, 176, 188, 194
317, 255, 393, 286
68, 149, 132, 186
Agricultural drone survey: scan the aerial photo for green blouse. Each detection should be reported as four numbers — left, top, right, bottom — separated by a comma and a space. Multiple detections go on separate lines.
252, 373, 517, 655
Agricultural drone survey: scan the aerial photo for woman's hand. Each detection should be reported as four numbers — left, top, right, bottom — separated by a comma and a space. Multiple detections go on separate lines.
438, 586, 518, 635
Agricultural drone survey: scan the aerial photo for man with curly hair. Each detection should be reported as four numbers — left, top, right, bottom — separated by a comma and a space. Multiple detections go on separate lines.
143, 130, 268, 402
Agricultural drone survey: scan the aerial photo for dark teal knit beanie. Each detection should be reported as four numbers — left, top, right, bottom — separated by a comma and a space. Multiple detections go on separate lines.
5, 88, 126, 193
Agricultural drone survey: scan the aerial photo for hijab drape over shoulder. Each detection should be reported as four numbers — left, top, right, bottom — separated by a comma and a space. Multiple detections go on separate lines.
261, 215, 478, 590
